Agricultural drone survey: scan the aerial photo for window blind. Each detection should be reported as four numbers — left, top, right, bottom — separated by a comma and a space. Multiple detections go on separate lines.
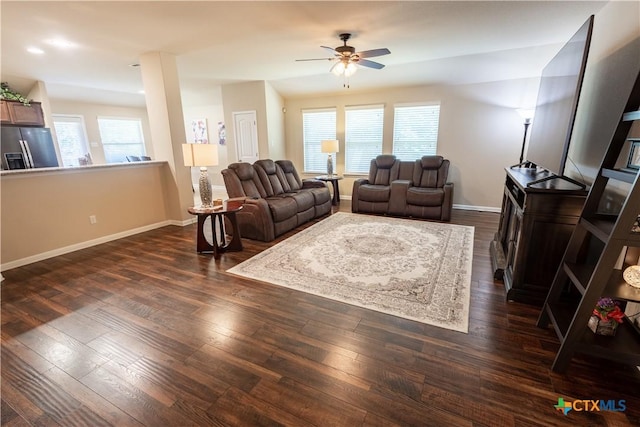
392, 104, 440, 160
302, 108, 336, 173
98, 117, 146, 164
345, 105, 384, 174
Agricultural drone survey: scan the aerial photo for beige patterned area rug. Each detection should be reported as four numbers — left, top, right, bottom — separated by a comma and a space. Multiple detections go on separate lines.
228, 212, 474, 333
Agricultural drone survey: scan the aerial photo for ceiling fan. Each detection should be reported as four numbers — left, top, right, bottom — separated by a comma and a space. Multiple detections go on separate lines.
296, 33, 390, 83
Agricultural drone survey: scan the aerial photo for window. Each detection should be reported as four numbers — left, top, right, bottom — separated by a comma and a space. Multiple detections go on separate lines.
345, 105, 384, 174
52, 115, 90, 167
302, 108, 336, 173
98, 117, 146, 163
392, 103, 440, 160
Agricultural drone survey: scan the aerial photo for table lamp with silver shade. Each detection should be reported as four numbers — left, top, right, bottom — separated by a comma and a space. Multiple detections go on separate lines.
182, 143, 218, 208
321, 139, 339, 176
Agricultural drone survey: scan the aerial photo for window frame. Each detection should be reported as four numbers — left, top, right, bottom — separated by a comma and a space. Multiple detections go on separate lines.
97, 116, 146, 164
51, 114, 90, 167
301, 107, 337, 174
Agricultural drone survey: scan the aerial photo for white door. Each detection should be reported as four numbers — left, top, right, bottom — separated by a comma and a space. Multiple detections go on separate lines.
233, 111, 259, 163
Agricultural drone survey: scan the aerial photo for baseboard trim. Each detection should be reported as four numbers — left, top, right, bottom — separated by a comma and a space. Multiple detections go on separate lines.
341, 196, 499, 213
1, 219, 191, 272
453, 204, 501, 213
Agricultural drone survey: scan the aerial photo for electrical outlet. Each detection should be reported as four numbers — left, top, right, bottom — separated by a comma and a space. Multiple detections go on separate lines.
89, 215, 97, 224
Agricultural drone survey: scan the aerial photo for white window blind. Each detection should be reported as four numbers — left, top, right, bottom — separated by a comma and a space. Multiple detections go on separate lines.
345, 105, 384, 174
98, 117, 146, 163
302, 108, 336, 173
392, 103, 440, 160
52, 114, 89, 167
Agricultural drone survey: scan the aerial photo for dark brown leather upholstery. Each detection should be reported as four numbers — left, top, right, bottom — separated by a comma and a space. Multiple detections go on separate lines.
222, 159, 331, 241
353, 155, 453, 221
351, 154, 400, 214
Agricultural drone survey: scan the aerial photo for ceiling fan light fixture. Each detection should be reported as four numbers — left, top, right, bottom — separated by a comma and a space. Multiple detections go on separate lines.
344, 62, 357, 77
331, 59, 357, 77
331, 61, 345, 76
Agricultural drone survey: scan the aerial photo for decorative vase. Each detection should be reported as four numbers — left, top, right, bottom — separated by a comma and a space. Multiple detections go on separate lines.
588, 315, 618, 336
326, 154, 333, 176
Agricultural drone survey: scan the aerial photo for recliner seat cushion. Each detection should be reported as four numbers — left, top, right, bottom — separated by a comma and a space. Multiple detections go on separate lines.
406, 187, 444, 206
357, 184, 391, 203
285, 191, 314, 212
264, 197, 298, 222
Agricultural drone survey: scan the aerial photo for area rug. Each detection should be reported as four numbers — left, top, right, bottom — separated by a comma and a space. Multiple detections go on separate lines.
227, 212, 474, 333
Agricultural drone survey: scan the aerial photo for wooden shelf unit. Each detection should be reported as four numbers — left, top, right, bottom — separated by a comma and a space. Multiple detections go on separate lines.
537, 70, 640, 372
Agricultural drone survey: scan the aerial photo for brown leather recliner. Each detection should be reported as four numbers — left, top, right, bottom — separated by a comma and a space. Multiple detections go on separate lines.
222, 159, 331, 241
351, 154, 400, 214
353, 154, 453, 221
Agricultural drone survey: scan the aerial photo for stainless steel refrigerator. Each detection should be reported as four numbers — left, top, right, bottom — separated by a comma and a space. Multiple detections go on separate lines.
1, 127, 59, 170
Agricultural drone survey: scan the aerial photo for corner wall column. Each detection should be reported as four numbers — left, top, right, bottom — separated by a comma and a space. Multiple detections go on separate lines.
139, 51, 192, 222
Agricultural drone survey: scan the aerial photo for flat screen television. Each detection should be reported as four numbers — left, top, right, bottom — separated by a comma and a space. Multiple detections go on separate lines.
525, 15, 594, 178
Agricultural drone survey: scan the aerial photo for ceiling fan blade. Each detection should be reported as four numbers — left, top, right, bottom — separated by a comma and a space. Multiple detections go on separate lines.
321, 45, 337, 54
357, 48, 391, 59
295, 58, 334, 62
357, 59, 385, 69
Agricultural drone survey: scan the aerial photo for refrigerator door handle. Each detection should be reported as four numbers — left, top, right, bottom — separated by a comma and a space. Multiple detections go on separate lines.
20, 140, 34, 168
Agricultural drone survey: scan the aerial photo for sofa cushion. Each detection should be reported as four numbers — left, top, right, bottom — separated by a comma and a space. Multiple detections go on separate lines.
264, 196, 298, 222
413, 156, 449, 188
357, 184, 391, 203
255, 159, 290, 196
275, 160, 303, 191
227, 162, 265, 198
406, 187, 445, 207
369, 154, 399, 186
285, 191, 315, 212
307, 187, 331, 206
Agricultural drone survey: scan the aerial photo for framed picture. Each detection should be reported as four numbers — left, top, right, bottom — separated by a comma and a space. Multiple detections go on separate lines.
191, 118, 209, 144
627, 139, 640, 169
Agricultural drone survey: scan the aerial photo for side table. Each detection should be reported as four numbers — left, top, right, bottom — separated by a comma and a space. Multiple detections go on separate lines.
187, 200, 243, 259
315, 175, 343, 205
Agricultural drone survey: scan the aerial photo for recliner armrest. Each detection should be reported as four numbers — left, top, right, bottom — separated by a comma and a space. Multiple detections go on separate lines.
389, 179, 411, 216
441, 182, 454, 222
351, 178, 370, 213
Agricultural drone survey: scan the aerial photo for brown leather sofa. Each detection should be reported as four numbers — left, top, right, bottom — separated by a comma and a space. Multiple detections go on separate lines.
352, 154, 453, 221
221, 159, 332, 241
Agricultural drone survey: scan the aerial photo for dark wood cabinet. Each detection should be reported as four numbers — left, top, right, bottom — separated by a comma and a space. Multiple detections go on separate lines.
0, 100, 45, 126
490, 167, 587, 305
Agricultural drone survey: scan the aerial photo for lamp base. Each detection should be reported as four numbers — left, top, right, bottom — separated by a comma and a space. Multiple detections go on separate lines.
326, 154, 333, 176
199, 167, 213, 208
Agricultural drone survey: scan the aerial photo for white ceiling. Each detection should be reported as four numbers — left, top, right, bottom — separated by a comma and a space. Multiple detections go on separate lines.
1, 1, 608, 107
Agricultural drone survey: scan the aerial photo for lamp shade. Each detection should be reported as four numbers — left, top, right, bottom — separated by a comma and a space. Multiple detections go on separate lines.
182, 143, 218, 167
321, 139, 339, 153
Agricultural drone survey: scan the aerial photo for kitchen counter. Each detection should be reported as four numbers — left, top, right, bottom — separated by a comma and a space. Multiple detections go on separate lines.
0, 161, 167, 177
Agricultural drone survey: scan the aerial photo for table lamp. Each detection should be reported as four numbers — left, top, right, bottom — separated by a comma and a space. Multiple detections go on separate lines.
182, 143, 218, 208
321, 139, 339, 176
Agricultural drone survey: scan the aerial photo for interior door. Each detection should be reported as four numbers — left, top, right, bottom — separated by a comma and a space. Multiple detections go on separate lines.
233, 111, 258, 163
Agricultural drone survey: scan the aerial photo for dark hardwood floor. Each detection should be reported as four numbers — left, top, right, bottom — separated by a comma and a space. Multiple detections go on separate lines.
2, 203, 639, 426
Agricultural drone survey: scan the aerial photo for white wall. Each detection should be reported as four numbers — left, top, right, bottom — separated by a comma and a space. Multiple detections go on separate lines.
285, 78, 540, 209
265, 81, 286, 161
182, 85, 226, 187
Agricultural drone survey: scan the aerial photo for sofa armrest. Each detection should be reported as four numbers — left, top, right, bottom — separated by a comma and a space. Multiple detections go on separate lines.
441, 182, 454, 222
351, 178, 370, 213
301, 179, 326, 189
230, 196, 276, 241
389, 179, 411, 216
